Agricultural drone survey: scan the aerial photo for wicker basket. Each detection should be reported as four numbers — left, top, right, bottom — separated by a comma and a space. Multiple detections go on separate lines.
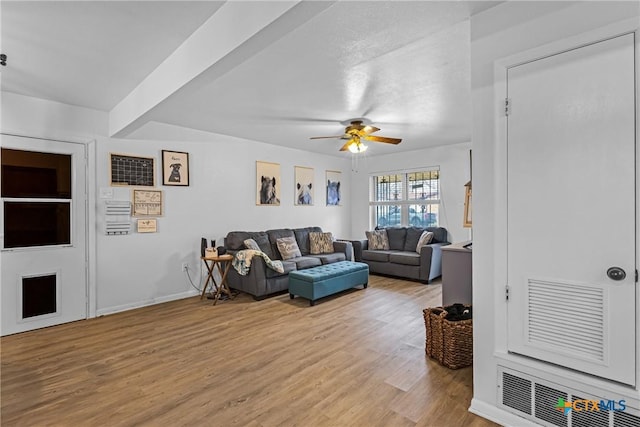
423, 306, 473, 369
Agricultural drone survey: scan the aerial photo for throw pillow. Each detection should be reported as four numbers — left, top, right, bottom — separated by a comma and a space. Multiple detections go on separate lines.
309, 232, 334, 254
276, 236, 302, 260
416, 231, 434, 253
244, 238, 261, 251
366, 229, 389, 250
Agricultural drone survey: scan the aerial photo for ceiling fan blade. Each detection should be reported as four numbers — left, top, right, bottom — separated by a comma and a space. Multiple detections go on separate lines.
361, 125, 380, 135
339, 141, 352, 151
281, 117, 342, 123
309, 135, 345, 140
363, 135, 402, 144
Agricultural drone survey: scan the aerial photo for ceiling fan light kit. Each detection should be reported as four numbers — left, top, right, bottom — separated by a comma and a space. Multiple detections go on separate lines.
348, 140, 367, 153
310, 119, 402, 153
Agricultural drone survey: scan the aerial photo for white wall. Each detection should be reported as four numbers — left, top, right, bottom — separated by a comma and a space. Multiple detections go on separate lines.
2, 92, 351, 315
470, 1, 639, 423
349, 142, 471, 243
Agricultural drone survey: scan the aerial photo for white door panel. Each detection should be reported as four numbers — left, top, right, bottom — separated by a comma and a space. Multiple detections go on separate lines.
1, 134, 87, 335
506, 34, 636, 385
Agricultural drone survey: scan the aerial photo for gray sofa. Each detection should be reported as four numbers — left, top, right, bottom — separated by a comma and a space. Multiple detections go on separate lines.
223, 227, 353, 300
351, 227, 449, 283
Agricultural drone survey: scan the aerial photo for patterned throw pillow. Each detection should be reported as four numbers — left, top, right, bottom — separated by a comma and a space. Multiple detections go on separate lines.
276, 236, 302, 260
244, 238, 261, 251
309, 232, 334, 254
366, 229, 389, 250
416, 231, 434, 253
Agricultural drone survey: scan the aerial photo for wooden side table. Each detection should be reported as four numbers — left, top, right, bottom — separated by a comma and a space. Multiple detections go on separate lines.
200, 254, 234, 305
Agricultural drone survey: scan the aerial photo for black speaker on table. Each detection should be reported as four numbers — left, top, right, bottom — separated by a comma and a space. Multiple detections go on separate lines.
200, 238, 207, 257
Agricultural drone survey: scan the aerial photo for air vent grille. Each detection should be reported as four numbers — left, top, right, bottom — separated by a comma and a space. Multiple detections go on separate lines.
614, 411, 640, 427
499, 367, 638, 427
502, 372, 532, 415
527, 279, 605, 361
572, 396, 610, 427
534, 383, 568, 427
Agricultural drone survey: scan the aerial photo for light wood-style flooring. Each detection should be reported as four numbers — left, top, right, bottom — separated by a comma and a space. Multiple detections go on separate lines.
1, 275, 498, 427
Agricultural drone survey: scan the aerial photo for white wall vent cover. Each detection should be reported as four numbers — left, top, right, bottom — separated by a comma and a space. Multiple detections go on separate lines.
498, 367, 639, 427
527, 279, 605, 362
502, 371, 532, 415
534, 383, 568, 427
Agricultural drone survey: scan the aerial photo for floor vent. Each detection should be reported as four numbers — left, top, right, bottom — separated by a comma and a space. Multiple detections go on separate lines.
498, 367, 638, 427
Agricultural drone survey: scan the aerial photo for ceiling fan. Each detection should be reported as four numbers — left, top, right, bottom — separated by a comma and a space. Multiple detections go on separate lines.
310, 119, 402, 153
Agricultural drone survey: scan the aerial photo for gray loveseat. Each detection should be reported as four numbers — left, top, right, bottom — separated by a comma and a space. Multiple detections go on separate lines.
351, 227, 449, 283
224, 227, 353, 300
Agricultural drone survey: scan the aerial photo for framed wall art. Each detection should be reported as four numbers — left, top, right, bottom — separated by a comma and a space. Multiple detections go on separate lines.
110, 153, 155, 187
326, 170, 341, 206
463, 181, 472, 228
132, 189, 163, 216
162, 150, 189, 186
256, 161, 281, 206
137, 218, 158, 233
294, 166, 314, 206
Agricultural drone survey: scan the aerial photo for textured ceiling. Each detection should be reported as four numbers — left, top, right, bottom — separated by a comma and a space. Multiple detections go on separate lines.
1, 1, 502, 156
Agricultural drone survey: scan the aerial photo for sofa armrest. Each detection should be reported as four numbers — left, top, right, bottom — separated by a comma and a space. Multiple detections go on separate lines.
225, 252, 269, 296
419, 242, 450, 282
349, 239, 368, 261
333, 240, 354, 261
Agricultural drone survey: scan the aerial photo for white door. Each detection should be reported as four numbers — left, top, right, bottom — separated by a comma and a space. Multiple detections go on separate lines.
1, 134, 88, 335
506, 34, 636, 385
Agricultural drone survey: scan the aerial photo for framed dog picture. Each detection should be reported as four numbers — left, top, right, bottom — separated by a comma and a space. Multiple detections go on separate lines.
162, 150, 189, 186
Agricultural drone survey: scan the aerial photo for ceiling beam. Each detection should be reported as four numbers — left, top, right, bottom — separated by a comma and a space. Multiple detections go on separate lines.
109, 1, 334, 138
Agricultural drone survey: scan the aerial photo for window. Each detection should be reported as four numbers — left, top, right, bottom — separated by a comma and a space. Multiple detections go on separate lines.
370, 169, 440, 228
1, 148, 72, 248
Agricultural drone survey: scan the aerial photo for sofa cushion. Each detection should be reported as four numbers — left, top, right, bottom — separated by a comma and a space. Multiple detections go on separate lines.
290, 256, 322, 270
362, 250, 391, 262
416, 231, 434, 252
252, 234, 273, 258
266, 260, 297, 278
309, 231, 334, 254
293, 226, 322, 255
267, 229, 295, 259
276, 236, 302, 260
365, 229, 389, 250
426, 227, 447, 244
385, 227, 407, 250
389, 251, 421, 266
309, 252, 346, 265
226, 231, 269, 251
404, 227, 424, 252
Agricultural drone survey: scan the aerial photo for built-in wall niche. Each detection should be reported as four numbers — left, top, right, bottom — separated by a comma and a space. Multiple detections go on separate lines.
22, 274, 57, 319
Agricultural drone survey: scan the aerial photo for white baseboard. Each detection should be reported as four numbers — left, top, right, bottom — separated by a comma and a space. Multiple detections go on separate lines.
95, 290, 199, 317
469, 398, 542, 427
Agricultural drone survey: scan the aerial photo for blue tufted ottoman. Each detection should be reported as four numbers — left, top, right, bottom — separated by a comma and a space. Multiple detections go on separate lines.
288, 261, 369, 306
